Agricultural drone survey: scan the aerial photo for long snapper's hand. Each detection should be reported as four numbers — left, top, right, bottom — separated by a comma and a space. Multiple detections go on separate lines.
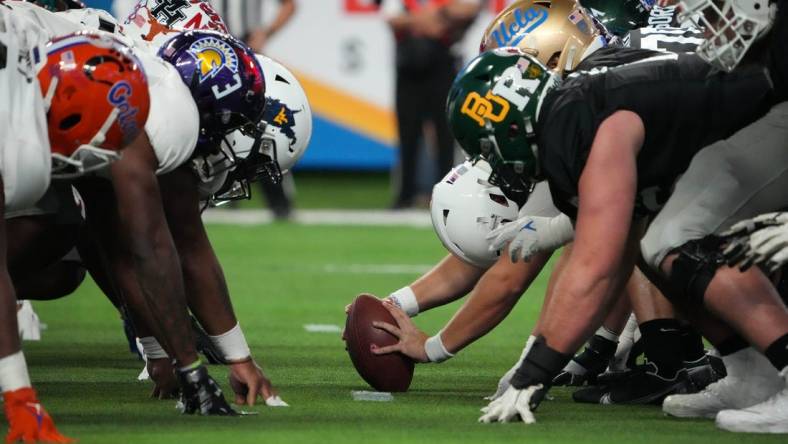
369, 300, 430, 363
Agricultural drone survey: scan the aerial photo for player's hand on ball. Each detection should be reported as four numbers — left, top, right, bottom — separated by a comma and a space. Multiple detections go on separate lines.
228, 359, 288, 407
147, 357, 179, 400
479, 384, 544, 424
370, 300, 430, 363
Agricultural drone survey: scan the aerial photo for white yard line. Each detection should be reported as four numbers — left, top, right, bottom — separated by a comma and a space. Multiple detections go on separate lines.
202, 209, 432, 227
303, 324, 343, 333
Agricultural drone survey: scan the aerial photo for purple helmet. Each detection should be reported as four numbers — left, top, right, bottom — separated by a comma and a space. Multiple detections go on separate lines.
158, 30, 266, 156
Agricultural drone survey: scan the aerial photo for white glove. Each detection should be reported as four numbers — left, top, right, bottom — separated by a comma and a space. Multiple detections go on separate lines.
478, 385, 543, 424
722, 212, 788, 238
723, 213, 788, 273
486, 213, 574, 263
485, 336, 534, 401
742, 224, 788, 273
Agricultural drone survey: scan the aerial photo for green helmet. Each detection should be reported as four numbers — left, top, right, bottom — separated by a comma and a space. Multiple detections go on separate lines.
446, 47, 559, 205
580, 0, 652, 37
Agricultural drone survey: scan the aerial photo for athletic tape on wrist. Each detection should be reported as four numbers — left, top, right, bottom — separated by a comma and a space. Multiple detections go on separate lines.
389, 286, 419, 317
595, 326, 620, 343
208, 323, 251, 362
511, 336, 571, 389
139, 336, 169, 360
425, 333, 454, 363
0, 351, 31, 392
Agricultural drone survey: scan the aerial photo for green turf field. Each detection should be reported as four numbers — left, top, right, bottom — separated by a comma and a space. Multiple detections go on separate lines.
16, 223, 785, 443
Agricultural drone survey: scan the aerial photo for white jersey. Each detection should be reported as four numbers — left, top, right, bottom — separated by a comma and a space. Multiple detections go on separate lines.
0, 7, 51, 212
6, 2, 199, 176
122, 0, 229, 49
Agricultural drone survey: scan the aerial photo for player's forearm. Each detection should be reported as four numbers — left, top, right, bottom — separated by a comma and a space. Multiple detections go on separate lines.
441, 251, 551, 353
409, 254, 485, 312
180, 244, 237, 336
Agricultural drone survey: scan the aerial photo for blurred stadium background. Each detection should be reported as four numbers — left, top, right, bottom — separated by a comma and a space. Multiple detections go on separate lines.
9, 3, 788, 443
90, 0, 511, 211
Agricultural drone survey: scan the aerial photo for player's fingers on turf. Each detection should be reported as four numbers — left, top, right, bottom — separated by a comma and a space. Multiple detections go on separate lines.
344, 304, 351, 314
235, 392, 246, 406
260, 377, 276, 402
370, 342, 401, 355
246, 380, 262, 406
372, 320, 401, 337
518, 405, 535, 424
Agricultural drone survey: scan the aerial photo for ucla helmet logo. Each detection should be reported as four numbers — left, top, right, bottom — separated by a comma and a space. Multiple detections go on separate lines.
188, 37, 239, 83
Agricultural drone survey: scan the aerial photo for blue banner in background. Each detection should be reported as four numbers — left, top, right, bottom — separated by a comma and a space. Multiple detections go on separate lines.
82, 0, 112, 11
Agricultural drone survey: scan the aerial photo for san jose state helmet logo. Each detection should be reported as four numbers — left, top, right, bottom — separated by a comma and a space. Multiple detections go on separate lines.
188, 37, 239, 83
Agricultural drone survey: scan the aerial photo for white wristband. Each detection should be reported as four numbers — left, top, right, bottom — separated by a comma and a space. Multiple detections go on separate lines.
139, 336, 169, 360
424, 333, 454, 363
208, 323, 251, 362
388, 286, 419, 317
0, 351, 31, 392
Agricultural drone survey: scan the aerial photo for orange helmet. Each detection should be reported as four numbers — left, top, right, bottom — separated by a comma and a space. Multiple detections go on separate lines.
38, 32, 150, 178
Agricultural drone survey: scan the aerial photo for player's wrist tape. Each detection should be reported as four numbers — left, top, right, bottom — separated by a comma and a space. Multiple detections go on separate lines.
0, 351, 32, 392
511, 336, 571, 389
139, 336, 169, 360
208, 323, 251, 362
389, 286, 419, 317
425, 333, 454, 363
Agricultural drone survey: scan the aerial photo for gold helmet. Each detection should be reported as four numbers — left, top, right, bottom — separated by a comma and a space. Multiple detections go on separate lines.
480, 0, 608, 74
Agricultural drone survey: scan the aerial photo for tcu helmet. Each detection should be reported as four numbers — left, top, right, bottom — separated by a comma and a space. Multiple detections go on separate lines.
431, 160, 519, 268
38, 32, 150, 178
212, 55, 312, 203
680, 0, 777, 71
480, 0, 610, 74
446, 48, 559, 206
158, 31, 266, 160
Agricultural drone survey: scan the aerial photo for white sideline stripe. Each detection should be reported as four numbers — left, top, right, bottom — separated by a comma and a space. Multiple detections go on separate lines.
322, 264, 432, 274
303, 324, 342, 333
202, 209, 432, 227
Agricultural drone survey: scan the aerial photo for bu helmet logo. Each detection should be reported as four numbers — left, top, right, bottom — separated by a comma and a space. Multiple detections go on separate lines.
460, 91, 510, 127
188, 37, 238, 82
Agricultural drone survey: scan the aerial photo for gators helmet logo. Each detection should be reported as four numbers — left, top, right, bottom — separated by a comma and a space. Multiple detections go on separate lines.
264, 98, 301, 145
188, 36, 238, 83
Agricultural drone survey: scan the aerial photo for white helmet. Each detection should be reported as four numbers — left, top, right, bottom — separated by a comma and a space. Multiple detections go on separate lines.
430, 160, 519, 268
680, 0, 777, 71
212, 55, 312, 203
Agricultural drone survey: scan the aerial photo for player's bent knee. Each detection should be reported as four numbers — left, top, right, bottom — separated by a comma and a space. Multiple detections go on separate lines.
666, 237, 726, 308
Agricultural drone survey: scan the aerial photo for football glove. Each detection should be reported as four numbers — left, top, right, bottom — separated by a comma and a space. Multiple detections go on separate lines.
723, 213, 788, 273
486, 214, 573, 263
478, 384, 546, 424
176, 365, 237, 416
485, 339, 532, 401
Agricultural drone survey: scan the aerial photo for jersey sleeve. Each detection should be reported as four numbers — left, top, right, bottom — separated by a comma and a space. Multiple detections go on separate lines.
536, 91, 596, 219
134, 49, 199, 175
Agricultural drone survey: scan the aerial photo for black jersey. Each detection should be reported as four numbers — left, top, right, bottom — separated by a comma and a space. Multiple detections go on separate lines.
770, 0, 788, 100
536, 51, 773, 218
623, 4, 704, 54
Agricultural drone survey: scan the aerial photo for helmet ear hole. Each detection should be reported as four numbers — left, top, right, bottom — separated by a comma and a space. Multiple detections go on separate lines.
442, 209, 450, 225
59, 114, 82, 131
507, 122, 520, 141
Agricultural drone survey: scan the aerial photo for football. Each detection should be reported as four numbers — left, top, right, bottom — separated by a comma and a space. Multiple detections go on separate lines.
345, 294, 415, 392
